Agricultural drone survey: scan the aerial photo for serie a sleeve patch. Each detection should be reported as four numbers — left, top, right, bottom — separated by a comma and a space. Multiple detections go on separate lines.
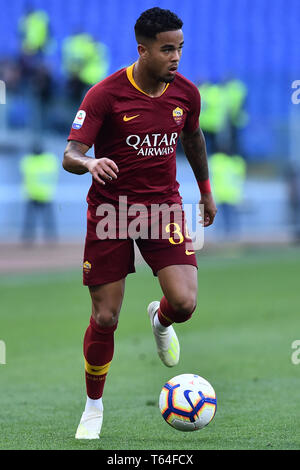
72, 110, 86, 130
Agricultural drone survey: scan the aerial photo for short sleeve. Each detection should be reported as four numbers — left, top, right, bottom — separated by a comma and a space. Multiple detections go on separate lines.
67, 84, 110, 147
183, 84, 201, 134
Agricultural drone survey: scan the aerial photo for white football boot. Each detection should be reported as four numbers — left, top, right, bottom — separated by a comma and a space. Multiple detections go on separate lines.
75, 406, 103, 439
147, 301, 180, 367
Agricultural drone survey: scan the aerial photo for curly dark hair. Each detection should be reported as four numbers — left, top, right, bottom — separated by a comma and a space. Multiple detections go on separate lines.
134, 7, 183, 42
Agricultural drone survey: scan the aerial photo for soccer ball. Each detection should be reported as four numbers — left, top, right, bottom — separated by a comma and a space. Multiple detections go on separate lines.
159, 374, 217, 432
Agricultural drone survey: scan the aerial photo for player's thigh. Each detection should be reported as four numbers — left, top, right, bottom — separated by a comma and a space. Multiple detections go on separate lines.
136, 207, 198, 312
157, 264, 198, 313
89, 279, 126, 327
84, 217, 135, 327
83, 206, 136, 287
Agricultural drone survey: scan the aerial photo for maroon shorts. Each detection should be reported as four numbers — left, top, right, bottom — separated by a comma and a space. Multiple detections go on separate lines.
82, 203, 198, 286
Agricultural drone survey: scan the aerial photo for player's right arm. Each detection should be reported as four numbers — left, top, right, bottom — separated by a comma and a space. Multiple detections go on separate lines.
64, 83, 118, 185
63, 140, 119, 185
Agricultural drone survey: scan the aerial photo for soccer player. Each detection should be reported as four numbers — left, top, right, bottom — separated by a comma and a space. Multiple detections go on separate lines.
63, 7, 217, 439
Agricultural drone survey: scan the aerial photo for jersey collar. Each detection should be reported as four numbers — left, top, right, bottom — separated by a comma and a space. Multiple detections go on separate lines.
126, 63, 169, 97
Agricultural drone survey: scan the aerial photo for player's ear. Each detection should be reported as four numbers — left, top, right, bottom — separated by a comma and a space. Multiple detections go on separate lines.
137, 43, 148, 58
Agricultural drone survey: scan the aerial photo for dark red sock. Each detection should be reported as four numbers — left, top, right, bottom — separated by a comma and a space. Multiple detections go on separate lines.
158, 295, 195, 326
83, 316, 117, 399
158, 296, 174, 326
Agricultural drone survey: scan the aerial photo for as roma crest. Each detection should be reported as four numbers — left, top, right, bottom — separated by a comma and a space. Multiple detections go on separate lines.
172, 107, 184, 125
83, 260, 91, 274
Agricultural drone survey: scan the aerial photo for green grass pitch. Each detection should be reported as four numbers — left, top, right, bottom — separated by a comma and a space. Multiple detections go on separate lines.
0, 245, 299, 450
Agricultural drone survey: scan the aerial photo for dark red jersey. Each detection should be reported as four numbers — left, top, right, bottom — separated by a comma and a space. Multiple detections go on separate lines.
68, 63, 201, 206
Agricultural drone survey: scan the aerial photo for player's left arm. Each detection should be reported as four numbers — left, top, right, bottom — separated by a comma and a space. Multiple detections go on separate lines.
180, 126, 217, 227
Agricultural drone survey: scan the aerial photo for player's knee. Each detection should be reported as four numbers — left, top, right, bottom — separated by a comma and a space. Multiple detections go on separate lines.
171, 297, 197, 322
92, 305, 120, 328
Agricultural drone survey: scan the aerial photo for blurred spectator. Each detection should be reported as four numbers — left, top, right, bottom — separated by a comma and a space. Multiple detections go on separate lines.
223, 78, 248, 155
18, 6, 51, 82
30, 63, 54, 131
209, 148, 246, 239
20, 144, 59, 245
198, 81, 228, 155
16, 6, 55, 131
18, 7, 50, 58
62, 31, 109, 103
198, 78, 248, 156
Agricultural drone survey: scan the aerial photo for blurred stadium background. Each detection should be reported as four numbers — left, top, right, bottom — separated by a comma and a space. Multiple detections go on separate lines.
0, 0, 300, 271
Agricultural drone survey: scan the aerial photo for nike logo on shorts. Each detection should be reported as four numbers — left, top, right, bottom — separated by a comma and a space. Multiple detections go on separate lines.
185, 250, 195, 256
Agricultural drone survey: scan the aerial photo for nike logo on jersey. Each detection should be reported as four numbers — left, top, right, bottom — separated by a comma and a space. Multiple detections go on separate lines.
123, 114, 140, 122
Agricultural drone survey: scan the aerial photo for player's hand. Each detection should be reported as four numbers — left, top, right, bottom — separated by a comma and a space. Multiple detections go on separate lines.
85, 158, 119, 185
199, 193, 217, 227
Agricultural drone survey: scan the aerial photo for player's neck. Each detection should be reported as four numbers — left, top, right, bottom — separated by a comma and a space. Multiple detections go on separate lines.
133, 61, 167, 98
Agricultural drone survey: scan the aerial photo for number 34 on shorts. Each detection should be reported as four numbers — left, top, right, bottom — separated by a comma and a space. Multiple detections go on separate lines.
165, 222, 195, 256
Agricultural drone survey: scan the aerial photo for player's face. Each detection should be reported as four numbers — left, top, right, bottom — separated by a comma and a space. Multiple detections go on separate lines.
144, 30, 184, 83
